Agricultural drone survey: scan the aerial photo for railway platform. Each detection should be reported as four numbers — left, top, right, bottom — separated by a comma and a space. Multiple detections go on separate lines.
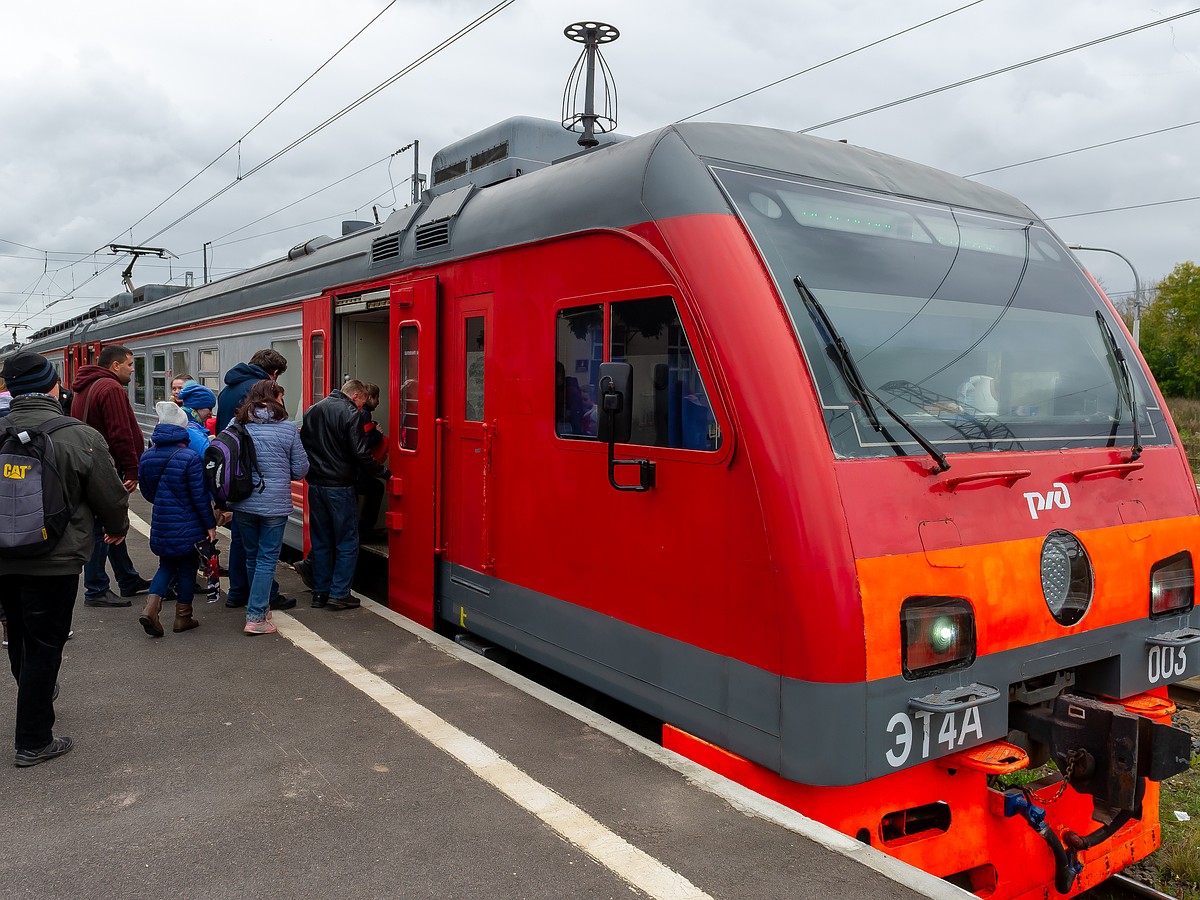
0, 497, 968, 900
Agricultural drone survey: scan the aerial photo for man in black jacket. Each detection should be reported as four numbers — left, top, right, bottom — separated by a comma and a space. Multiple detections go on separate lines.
300, 380, 389, 610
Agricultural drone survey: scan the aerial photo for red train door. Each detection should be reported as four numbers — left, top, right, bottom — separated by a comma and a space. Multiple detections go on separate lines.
387, 277, 439, 625
301, 295, 334, 550
449, 293, 493, 575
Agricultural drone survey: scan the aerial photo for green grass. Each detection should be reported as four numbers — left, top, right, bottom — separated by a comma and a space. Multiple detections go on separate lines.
1154, 755, 1200, 899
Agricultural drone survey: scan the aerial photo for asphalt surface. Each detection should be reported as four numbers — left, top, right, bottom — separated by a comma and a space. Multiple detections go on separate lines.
0, 495, 965, 900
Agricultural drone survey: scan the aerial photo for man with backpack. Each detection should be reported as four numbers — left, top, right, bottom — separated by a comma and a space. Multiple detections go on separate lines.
0, 352, 130, 766
69, 344, 150, 607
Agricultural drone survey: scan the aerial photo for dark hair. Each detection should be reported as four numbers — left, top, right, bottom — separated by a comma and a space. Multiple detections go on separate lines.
235, 379, 289, 424
249, 348, 288, 377
363, 382, 380, 403
98, 345, 132, 368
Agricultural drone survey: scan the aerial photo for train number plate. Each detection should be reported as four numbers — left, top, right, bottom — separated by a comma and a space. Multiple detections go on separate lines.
884, 706, 983, 768
1147, 644, 1193, 685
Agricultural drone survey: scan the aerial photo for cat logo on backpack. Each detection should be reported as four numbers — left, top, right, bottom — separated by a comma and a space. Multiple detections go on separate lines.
0, 416, 75, 557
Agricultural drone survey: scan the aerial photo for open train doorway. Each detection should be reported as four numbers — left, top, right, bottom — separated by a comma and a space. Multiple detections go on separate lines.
334, 292, 392, 557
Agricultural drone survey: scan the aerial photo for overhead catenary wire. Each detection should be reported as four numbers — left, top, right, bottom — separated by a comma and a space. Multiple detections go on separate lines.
799, 7, 1200, 134
676, 0, 988, 123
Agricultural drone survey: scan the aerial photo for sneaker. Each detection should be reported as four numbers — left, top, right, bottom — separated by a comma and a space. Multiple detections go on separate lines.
243, 620, 277, 636
119, 578, 153, 598
269, 594, 296, 611
84, 591, 131, 608
51, 682, 59, 702
292, 559, 313, 589
224, 597, 248, 609
15, 736, 73, 767
310, 593, 329, 609
66, 630, 74, 640
327, 597, 361, 611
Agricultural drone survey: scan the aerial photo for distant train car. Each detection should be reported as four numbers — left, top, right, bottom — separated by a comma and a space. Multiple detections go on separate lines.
9, 115, 1197, 899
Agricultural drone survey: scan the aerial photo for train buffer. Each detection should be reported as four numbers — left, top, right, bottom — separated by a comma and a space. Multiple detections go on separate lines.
0, 498, 970, 899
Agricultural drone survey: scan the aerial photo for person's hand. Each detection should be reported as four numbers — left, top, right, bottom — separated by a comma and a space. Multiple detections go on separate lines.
207, 528, 217, 543
123, 478, 138, 493
103, 533, 126, 545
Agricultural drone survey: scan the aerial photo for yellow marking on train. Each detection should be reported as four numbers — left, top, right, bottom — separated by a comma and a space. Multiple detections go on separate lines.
460, 606, 467, 627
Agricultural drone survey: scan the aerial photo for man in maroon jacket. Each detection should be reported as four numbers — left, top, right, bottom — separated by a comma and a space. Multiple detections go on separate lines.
70, 344, 149, 607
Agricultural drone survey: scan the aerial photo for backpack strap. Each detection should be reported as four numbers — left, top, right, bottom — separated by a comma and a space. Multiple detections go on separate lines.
0, 414, 76, 437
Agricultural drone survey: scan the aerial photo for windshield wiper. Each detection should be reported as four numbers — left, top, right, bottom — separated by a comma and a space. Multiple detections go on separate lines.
795, 276, 950, 472
1094, 310, 1143, 461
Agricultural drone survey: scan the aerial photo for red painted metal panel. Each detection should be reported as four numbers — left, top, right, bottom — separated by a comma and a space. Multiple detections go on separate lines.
301, 295, 333, 554
387, 277, 438, 626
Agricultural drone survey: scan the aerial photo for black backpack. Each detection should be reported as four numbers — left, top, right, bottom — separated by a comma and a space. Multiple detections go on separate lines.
203, 422, 264, 507
0, 415, 75, 557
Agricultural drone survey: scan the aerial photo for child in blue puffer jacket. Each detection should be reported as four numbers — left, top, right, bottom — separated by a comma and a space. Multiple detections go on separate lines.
137, 402, 217, 637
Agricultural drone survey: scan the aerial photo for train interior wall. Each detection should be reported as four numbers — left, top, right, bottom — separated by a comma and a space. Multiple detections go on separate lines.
336, 310, 390, 538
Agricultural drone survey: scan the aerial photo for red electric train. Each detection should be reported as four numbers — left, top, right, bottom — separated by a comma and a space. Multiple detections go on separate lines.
8, 113, 1198, 899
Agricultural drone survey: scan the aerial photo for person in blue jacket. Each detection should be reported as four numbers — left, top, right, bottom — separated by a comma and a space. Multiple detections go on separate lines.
137, 402, 217, 637
177, 381, 217, 457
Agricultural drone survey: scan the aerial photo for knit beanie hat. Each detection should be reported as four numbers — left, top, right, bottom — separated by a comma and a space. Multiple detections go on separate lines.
178, 382, 217, 410
1, 352, 58, 395
155, 400, 188, 428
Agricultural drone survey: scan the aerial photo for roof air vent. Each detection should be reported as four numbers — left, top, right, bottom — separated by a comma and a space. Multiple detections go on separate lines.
414, 221, 451, 252
371, 234, 401, 264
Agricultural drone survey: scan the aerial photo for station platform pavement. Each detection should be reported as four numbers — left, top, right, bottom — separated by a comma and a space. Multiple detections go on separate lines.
1, 496, 969, 900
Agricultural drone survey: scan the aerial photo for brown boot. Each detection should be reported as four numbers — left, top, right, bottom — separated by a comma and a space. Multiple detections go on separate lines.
172, 604, 200, 633
138, 594, 164, 638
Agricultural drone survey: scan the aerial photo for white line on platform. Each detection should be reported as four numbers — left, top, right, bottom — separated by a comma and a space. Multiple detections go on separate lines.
276, 615, 712, 900
126, 512, 964, 898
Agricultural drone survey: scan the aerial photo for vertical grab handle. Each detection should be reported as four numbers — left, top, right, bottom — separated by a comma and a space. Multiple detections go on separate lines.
433, 417, 448, 555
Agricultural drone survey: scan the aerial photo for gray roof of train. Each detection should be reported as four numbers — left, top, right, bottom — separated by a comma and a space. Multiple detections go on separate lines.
21, 121, 1034, 351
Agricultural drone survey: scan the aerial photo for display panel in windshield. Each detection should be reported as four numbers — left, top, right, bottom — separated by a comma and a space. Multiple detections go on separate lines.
713, 166, 1166, 460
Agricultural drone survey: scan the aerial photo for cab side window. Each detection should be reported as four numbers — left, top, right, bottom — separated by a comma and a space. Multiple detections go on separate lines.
554, 297, 720, 451
555, 305, 603, 439
612, 297, 720, 451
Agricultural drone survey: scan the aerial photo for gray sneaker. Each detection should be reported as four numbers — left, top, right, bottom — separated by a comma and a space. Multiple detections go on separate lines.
15, 736, 73, 767
84, 591, 131, 608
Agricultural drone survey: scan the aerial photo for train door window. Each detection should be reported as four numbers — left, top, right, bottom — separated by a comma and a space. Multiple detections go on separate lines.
151, 352, 167, 403
611, 297, 721, 451
399, 325, 418, 450
311, 333, 325, 400
198, 347, 220, 391
464, 317, 485, 422
86, 346, 95, 365
171, 350, 189, 380
133, 355, 147, 407
271, 339, 302, 420
555, 305, 603, 438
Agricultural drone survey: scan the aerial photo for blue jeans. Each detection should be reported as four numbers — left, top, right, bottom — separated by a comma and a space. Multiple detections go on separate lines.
149, 550, 198, 606
235, 512, 288, 623
84, 516, 143, 599
225, 516, 280, 605
309, 485, 360, 599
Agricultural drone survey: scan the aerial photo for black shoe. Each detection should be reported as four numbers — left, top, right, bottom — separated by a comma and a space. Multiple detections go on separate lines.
269, 594, 296, 611
15, 736, 73, 767
119, 578, 152, 598
84, 591, 131, 608
311, 593, 328, 609
51, 682, 59, 702
292, 559, 313, 589
327, 597, 361, 611
224, 597, 247, 609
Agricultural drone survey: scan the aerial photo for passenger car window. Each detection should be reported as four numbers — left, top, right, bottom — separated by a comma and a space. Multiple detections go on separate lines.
399, 325, 418, 450
133, 356, 147, 407
464, 317, 485, 422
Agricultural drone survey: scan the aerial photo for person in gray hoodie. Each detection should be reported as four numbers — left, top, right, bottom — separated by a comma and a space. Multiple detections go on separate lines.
0, 352, 129, 766
228, 380, 308, 635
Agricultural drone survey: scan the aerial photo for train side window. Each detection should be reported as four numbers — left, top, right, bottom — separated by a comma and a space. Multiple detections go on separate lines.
399, 325, 418, 450
133, 355, 147, 408
310, 334, 325, 400
610, 297, 721, 451
464, 316, 485, 422
171, 350, 189, 381
271, 339, 302, 420
198, 347, 220, 391
555, 304, 603, 438
151, 352, 167, 403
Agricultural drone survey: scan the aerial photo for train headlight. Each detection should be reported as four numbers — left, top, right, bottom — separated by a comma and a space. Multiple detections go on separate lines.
901, 597, 976, 679
1150, 551, 1194, 618
1040, 530, 1093, 626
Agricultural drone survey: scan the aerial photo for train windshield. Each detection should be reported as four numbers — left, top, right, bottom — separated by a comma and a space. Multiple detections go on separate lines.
713, 166, 1169, 460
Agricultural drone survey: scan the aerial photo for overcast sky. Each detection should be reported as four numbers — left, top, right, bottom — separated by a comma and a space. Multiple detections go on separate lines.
2, 0, 1198, 336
